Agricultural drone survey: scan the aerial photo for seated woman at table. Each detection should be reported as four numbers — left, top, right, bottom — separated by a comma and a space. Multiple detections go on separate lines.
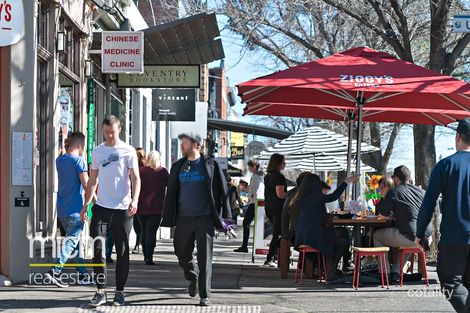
281, 172, 311, 244
376, 175, 395, 219
292, 173, 359, 281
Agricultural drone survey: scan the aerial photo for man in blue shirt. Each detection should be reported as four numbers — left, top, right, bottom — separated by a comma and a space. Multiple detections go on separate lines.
416, 117, 470, 313
162, 133, 231, 307
44, 132, 90, 288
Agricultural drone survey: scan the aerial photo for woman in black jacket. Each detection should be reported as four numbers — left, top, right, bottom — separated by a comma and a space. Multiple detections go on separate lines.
263, 153, 287, 267
292, 173, 359, 281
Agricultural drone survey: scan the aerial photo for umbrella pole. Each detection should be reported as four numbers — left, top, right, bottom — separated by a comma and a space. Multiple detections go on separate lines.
313, 153, 317, 173
355, 94, 365, 200
345, 119, 353, 202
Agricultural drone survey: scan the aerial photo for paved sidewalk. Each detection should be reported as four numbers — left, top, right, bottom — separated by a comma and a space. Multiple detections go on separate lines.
0, 226, 455, 313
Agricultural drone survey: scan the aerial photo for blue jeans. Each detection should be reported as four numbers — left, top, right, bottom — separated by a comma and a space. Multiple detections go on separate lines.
52, 216, 88, 274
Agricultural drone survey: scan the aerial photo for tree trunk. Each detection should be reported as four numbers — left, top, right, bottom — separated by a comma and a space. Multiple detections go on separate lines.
413, 124, 435, 188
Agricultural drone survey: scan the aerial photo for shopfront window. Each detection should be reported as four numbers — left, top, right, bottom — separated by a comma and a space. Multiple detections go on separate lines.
37, 2, 49, 50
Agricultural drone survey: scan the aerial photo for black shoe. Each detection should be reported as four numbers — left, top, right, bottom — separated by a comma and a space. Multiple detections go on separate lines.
145, 260, 155, 265
90, 291, 107, 307
189, 279, 198, 297
326, 271, 347, 285
233, 246, 248, 253
106, 256, 114, 264
132, 246, 140, 254
342, 263, 355, 273
113, 291, 125, 306
403, 272, 423, 282
199, 298, 210, 306
44, 271, 69, 288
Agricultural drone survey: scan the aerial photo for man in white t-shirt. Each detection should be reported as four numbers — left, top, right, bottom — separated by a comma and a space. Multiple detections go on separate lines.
80, 115, 141, 307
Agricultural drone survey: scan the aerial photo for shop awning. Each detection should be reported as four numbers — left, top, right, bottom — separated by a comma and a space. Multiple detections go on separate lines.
91, 12, 224, 65
207, 118, 293, 139
143, 13, 224, 64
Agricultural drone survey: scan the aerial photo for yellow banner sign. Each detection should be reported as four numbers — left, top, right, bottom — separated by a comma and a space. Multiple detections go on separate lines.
230, 132, 245, 146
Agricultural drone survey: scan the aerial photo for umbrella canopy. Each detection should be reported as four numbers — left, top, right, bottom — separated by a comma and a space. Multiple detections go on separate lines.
256, 126, 379, 159
239, 47, 470, 126
258, 153, 374, 172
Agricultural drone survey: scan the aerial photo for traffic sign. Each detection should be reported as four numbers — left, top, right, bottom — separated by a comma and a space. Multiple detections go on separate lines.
454, 15, 470, 33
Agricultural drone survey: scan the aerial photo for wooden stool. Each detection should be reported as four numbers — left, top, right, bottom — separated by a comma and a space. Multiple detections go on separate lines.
399, 246, 429, 287
294, 245, 327, 284
352, 247, 390, 289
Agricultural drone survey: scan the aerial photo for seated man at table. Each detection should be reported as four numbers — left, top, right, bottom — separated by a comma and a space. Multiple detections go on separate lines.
373, 166, 433, 281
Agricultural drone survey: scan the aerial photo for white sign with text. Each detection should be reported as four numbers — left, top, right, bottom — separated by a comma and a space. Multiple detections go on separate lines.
0, 0, 24, 46
102, 31, 144, 73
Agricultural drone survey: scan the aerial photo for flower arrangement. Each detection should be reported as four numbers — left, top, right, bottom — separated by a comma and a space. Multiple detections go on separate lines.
364, 174, 382, 210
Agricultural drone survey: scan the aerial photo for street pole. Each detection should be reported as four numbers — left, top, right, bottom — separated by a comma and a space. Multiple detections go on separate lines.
355, 92, 365, 199
345, 118, 354, 202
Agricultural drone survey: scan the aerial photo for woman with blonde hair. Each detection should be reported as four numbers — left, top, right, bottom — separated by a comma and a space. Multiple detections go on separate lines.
137, 150, 169, 265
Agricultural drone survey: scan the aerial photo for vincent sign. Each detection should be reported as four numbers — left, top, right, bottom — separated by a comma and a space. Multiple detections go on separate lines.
0, 0, 24, 46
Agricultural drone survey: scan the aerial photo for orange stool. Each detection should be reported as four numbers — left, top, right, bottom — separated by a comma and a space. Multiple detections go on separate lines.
352, 247, 390, 289
399, 246, 429, 287
294, 245, 327, 284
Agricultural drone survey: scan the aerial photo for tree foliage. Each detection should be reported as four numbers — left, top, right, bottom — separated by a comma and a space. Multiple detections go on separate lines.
169, 0, 470, 183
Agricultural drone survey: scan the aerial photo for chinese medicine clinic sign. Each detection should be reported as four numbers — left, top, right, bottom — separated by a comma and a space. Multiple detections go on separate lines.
0, 0, 25, 46
102, 31, 144, 73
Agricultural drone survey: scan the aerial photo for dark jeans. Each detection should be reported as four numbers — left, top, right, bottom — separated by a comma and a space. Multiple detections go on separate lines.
266, 211, 282, 262
90, 205, 133, 291
437, 243, 470, 313
174, 215, 214, 299
105, 232, 113, 258
139, 214, 162, 262
331, 227, 351, 274
241, 203, 255, 248
133, 215, 141, 248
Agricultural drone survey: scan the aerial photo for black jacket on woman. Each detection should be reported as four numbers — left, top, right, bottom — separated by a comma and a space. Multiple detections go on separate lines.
294, 181, 347, 257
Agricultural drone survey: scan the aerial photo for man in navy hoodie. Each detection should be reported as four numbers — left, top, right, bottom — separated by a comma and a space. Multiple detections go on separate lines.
416, 117, 470, 313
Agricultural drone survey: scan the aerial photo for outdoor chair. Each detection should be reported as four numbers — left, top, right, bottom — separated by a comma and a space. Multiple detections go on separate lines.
399, 246, 429, 287
352, 246, 390, 289
294, 245, 327, 285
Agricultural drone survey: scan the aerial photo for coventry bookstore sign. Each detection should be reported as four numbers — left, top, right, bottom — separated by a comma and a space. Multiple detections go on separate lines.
118, 65, 200, 88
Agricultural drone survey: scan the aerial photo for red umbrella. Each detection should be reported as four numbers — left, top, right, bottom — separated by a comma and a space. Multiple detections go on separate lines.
238, 46, 470, 197
239, 47, 470, 125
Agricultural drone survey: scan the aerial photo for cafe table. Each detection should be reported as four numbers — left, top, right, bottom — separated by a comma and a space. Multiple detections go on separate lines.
279, 216, 393, 279
332, 216, 393, 247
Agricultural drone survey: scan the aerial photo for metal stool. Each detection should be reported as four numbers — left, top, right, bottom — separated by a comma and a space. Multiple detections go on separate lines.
352, 246, 390, 289
399, 246, 429, 287
294, 245, 327, 284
